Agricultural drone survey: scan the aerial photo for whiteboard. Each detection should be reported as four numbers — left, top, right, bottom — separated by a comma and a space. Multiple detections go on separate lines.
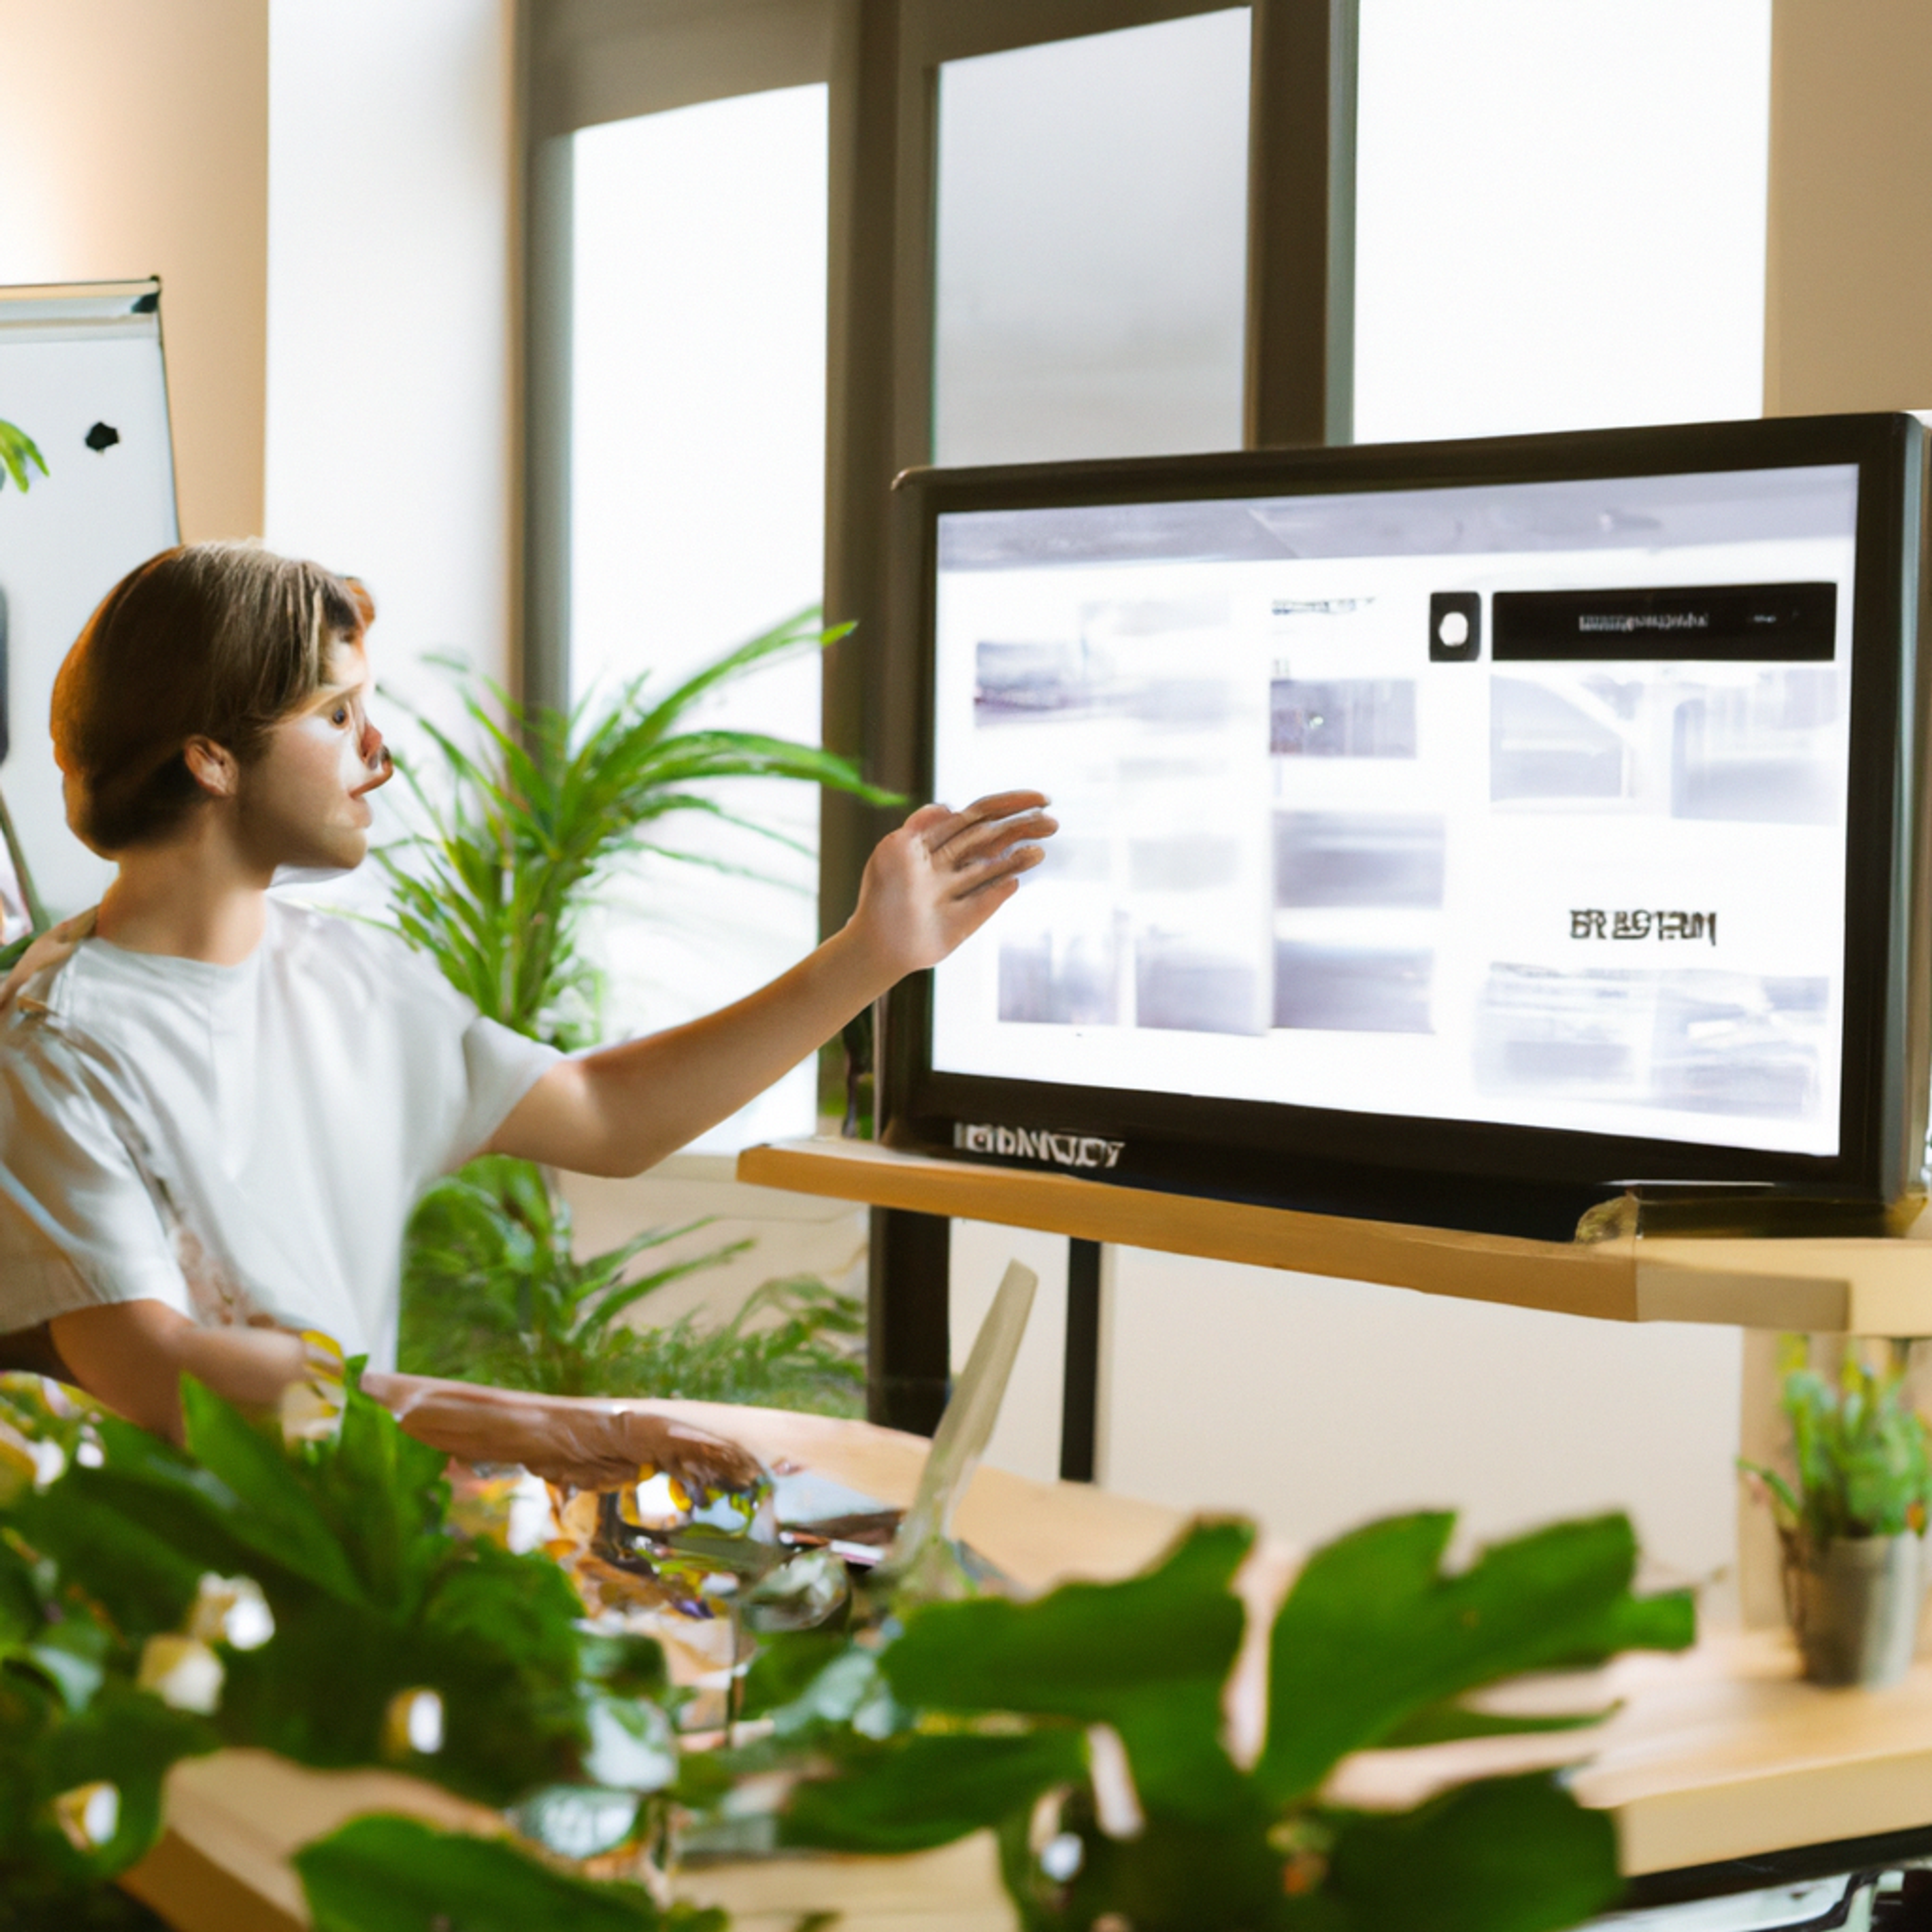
0, 283, 180, 921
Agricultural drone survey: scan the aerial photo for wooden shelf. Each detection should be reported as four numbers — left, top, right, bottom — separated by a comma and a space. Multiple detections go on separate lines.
737, 1138, 1932, 1334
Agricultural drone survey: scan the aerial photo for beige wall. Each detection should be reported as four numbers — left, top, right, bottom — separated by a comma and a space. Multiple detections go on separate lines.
0, 0, 268, 542
1766, 0, 1932, 415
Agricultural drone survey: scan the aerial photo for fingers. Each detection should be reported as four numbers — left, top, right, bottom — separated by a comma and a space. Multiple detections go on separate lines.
614, 1412, 766, 1493
902, 801, 954, 837
914, 790, 1050, 856
953, 836, 1049, 899
658, 1419, 766, 1493
939, 808, 1057, 873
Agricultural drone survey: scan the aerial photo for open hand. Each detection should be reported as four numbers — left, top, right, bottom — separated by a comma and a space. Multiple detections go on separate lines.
366, 1372, 766, 1494
849, 790, 1056, 980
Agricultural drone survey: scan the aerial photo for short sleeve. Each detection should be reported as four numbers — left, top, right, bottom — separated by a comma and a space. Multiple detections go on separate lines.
338, 916, 562, 1174
450, 1013, 564, 1166
0, 1026, 191, 1332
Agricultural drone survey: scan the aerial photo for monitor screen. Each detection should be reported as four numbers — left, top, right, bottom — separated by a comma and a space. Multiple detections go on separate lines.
928, 462, 1864, 1163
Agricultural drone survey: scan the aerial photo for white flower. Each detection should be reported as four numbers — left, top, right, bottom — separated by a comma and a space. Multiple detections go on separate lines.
187, 1573, 274, 1651
383, 1687, 445, 1758
52, 1782, 119, 1852
137, 1635, 224, 1714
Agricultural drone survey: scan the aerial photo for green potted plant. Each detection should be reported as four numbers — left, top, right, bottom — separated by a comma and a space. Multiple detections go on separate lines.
379, 614, 891, 1409
1, 1364, 1699, 1931
1742, 1339, 1932, 1686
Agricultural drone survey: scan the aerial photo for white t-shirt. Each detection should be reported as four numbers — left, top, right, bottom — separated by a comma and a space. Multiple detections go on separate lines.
0, 899, 560, 1368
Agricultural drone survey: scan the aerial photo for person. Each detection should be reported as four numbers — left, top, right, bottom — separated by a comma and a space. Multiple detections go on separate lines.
0, 542, 1054, 1487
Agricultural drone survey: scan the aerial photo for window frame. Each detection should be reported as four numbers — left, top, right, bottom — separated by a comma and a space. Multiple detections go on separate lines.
517, 0, 1357, 917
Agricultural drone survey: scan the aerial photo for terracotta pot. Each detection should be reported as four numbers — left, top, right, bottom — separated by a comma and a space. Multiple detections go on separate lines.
1781, 1531, 1926, 1687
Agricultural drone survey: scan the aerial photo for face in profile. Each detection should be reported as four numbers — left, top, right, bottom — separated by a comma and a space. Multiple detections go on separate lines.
233, 639, 393, 874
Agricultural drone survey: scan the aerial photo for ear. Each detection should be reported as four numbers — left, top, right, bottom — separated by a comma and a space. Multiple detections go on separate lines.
181, 737, 240, 801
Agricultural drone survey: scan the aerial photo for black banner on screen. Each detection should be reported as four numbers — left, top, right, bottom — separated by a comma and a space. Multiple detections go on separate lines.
1492, 582, 1836, 661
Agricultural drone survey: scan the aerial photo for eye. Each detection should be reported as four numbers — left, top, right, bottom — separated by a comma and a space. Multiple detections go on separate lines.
331, 705, 351, 727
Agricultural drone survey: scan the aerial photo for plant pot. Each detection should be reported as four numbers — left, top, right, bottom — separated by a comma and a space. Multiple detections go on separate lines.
1780, 1530, 1926, 1687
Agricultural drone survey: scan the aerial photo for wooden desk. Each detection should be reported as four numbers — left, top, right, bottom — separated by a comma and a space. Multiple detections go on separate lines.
122, 1402, 1932, 1928
120, 1399, 1182, 1932
739, 1137, 1932, 1334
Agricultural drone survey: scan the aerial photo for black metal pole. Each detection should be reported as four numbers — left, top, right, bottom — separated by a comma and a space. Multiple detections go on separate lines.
867, 1205, 950, 1436
1060, 1237, 1103, 1482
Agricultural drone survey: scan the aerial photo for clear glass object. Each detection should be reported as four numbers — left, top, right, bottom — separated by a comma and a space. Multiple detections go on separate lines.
570, 86, 830, 1147
933, 9, 1252, 467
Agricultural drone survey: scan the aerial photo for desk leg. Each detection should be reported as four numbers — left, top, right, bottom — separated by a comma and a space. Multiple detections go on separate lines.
867, 1205, 950, 1436
1061, 1238, 1102, 1483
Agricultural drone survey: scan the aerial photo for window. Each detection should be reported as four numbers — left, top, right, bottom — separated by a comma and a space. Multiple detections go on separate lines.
569, 84, 830, 1148
932, 9, 1252, 466
1353, 0, 1773, 441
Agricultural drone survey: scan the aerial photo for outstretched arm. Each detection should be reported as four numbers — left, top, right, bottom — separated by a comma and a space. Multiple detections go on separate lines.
487, 790, 1054, 1177
48, 1301, 763, 1491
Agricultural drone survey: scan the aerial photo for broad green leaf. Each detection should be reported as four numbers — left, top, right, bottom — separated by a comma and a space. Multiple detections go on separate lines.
1037, 1801, 1294, 1932
315, 1384, 451, 1612
178, 1382, 364, 1604
1375, 1702, 1614, 1749
883, 1518, 1253, 1819
1258, 1513, 1693, 1802
33, 1683, 217, 1882
7, 1480, 206, 1639
295, 1814, 722, 1932
1320, 1774, 1621, 1932
784, 1729, 1089, 1855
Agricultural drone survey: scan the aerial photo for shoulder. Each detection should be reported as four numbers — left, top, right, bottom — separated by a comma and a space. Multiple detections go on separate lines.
0, 909, 99, 1024
264, 898, 477, 1022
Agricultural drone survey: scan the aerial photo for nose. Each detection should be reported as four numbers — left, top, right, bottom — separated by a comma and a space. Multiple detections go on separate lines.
358, 713, 393, 788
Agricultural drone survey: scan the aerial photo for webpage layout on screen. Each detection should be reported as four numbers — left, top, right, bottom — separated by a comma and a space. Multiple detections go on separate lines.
929, 464, 1862, 1158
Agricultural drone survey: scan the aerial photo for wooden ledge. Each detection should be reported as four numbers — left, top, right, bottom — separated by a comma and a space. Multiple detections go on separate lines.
738, 1139, 1932, 1335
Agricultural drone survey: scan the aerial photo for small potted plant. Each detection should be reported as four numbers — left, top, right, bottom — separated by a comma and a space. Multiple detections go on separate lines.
1743, 1340, 1932, 1686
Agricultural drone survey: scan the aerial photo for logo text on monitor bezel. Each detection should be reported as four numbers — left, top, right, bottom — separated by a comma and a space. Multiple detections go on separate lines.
954, 1122, 1125, 1170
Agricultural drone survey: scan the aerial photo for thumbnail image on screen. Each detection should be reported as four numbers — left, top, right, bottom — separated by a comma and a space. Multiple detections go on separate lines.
929, 464, 1860, 1157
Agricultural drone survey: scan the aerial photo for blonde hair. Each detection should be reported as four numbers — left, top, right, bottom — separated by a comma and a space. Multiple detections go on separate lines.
52, 542, 374, 853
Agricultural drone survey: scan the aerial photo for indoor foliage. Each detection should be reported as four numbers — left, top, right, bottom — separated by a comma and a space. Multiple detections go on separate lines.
398, 1154, 863, 1412
0, 1367, 1695, 1930
1743, 1337, 1932, 1545
0, 1370, 710, 1930
734, 1510, 1696, 1932
0, 417, 45, 495
376, 610, 889, 1053
382, 614, 881, 1413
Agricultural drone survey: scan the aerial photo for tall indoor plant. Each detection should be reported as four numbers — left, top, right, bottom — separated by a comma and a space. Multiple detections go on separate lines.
382, 612, 891, 1406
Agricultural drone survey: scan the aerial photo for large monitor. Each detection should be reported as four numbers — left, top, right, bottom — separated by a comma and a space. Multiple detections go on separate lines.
878, 415, 1932, 1239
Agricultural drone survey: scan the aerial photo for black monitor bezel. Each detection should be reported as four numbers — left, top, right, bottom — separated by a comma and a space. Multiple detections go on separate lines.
877, 414, 1931, 1241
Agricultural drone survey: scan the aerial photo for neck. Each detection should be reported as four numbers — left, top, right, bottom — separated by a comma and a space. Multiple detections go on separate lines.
96, 819, 273, 965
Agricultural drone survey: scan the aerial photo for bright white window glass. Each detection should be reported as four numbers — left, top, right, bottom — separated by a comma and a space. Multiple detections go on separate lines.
1353, 0, 1772, 443
933, 9, 1252, 467
571, 85, 829, 1150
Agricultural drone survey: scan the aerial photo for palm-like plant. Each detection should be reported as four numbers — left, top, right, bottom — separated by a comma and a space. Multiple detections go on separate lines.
399, 1156, 863, 1411
383, 612, 886, 1411
378, 609, 893, 1051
